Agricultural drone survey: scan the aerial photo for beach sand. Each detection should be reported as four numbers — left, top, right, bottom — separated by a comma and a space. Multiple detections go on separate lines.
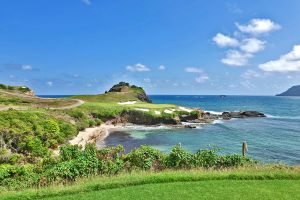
69, 123, 117, 148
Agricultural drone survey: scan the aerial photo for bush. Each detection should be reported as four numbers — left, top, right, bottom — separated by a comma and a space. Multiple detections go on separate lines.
97, 145, 125, 175
194, 149, 219, 168
165, 145, 194, 169
0, 110, 77, 160
217, 154, 254, 168
190, 110, 199, 118
125, 145, 162, 170
0, 144, 255, 190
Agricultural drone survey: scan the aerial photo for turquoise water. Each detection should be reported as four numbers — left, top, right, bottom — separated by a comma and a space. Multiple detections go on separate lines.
104, 95, 300, 165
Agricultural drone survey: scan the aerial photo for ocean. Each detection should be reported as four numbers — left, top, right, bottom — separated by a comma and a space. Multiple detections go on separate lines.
104, 95, 300, 165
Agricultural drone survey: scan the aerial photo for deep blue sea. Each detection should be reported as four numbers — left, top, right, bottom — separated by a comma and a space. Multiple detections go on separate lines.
104, 95, 300, 165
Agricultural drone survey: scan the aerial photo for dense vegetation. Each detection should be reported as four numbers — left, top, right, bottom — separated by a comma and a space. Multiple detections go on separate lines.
0, 110, 77, 162
0, 83, 31, 93
0, 144, 255, 190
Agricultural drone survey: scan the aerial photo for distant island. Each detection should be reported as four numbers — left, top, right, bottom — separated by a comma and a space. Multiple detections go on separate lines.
276, 85, 300, 96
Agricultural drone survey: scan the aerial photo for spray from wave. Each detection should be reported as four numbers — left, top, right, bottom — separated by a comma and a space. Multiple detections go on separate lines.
266, 114, 300, 120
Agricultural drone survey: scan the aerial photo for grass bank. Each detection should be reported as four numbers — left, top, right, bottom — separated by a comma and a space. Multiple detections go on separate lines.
1, 166, 300, 200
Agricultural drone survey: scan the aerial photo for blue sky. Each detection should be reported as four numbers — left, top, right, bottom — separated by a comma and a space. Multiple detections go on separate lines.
1, 0, 300, 95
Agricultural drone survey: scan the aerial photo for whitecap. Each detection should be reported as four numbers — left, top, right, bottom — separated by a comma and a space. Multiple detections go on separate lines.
205, 110, 223, 115
265, 114, 300, 120
212, 119, 224, 124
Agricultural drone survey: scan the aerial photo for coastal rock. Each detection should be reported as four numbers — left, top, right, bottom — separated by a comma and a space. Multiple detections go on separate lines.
137, 92, 152, 103
107, 82, 152, 103
203, 112, 219, 120
184, 124, 197, 128
221, 111, 266, 119
179, 114, 198, 122
112, 110, 180, 125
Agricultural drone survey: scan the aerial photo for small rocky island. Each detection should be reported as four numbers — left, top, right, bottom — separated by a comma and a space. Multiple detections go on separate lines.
276, 85, 300, 96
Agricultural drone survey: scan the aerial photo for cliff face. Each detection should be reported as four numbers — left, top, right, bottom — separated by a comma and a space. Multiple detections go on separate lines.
276, 85, 300, 96
107, 82, 152, 103
111, 110, 180, 125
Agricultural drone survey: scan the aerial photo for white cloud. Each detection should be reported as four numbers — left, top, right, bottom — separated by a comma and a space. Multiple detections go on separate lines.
259, 45, 300, 72
241, 70, 264, 79
158, 65, 166, 70
227, 3, 242, 14
228, 84, 237, 88
46, 81, 53, 87
185, 67, 203, 73
240, 38, 265, 53
126, 63, 150, 72
221, 50, 252, 66
213, 18, 280, 67
21, 65, 32, 70
195, 75, 209, 83
143, 78, 151, 83
240, 80, 255, 89
236, 18, 281, 35
81, 0, 91, 5
213, 33, 239, 47
185, 67, 209, 83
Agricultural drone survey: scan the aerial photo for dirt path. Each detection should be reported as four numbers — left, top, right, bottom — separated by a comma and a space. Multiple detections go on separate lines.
49, 99, 85, 110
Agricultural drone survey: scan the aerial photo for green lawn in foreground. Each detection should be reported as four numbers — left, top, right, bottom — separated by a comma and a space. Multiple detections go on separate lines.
2, 167, 300, 200
46, 180, 300, 200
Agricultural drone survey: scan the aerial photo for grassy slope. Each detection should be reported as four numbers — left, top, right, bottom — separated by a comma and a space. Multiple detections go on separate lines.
0, 84, 176, 112
2, 167, 300, 199
72, 91, 142, 103
47, 180, 300, 200
0, 90, 79, 109
72, 89, 179, 118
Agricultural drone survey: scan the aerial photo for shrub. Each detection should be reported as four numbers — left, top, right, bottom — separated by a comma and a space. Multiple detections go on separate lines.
0, 110, 77, 160
0, 144, 256, 190
217, 154, 254, 168
125, 145, 162, 170
165, 145, 194, 169
97, 145, 125, 175
194, 149, 219, 168
190, 110, 199, 118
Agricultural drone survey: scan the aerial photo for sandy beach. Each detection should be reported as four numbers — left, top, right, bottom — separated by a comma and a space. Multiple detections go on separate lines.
69, 123, 118, 148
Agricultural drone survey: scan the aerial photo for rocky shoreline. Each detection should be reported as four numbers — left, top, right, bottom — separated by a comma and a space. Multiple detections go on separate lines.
70, 109, 266, 147
181, 110, 266, 128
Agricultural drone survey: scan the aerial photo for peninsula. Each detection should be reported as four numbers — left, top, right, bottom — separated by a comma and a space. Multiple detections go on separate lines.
276, 85, 300, 96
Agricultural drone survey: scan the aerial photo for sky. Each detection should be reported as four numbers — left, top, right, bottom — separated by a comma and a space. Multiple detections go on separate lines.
1, 0, 300, 95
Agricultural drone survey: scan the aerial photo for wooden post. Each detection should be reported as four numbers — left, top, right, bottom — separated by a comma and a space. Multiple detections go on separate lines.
242, 141, 248, 156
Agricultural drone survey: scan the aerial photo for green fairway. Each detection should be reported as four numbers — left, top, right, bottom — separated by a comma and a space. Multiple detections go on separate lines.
2, 167, 300, 200
45, 180, 300, 200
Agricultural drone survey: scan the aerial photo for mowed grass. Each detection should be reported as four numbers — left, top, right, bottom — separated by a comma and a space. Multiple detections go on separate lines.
81, 102, 177, 110
72, 92, 141, 102
2, 166, 300, 200
46, 180, 300, 200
